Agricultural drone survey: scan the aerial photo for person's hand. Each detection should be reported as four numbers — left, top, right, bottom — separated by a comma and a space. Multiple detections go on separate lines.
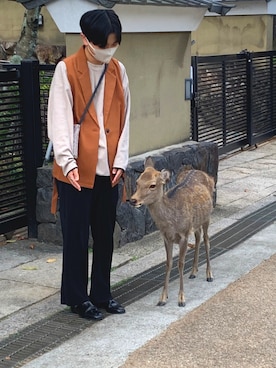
111, 168, 124, 187
67, 168, 81, 191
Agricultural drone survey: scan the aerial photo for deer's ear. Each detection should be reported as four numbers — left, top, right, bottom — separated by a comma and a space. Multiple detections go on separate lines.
144, 156, 154, 169
160, 169, 170, 184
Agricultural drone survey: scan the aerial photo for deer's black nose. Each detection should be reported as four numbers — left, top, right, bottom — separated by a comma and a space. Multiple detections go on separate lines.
129, 198, 137, 206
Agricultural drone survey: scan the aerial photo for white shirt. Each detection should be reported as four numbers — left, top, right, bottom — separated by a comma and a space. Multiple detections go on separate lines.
48, 59, 130, 177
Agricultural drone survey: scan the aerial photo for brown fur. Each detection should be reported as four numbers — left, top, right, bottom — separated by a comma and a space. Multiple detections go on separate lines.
130, 157, 214, 307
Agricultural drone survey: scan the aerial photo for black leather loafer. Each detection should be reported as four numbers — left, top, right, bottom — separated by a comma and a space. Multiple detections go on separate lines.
95, 299, 125, 314
71, 301, 103, 320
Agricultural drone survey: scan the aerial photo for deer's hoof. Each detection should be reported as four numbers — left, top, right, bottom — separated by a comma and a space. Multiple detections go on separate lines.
178, 301, 186, 307
189, 274, 196, 279
207, 277, 214, 282
157, 301, 166, 306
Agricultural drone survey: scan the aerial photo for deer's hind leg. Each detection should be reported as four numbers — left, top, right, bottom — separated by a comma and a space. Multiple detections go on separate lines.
157, 237, 173, 306
202, 221, 213, 282
189, 228, 201, 280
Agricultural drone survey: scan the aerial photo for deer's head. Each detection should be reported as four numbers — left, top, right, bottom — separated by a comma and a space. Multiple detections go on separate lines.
130, 157, 170, 207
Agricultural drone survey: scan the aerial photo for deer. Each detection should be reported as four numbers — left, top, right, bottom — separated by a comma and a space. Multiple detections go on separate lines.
130, 157, 214, 307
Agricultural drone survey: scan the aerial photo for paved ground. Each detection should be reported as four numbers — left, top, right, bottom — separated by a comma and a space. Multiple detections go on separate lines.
0, 137, 276, 367
121, 252, 276, 368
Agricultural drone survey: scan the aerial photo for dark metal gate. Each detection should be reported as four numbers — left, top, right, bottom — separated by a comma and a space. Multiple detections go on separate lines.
0, 61, 54, 238
191, 51, 276, 154
0, 69, 27, 234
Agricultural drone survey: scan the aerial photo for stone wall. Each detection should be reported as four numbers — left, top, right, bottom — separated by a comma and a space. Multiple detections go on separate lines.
36, 141, 218, 247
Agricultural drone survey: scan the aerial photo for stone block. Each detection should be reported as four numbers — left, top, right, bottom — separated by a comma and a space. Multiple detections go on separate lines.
36, 187, 56, 223
37, 221, 63, 246
37, 166, 53, 188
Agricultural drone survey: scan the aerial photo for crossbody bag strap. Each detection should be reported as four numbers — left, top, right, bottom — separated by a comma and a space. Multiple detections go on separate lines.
43, 63, 108, 166
77, 63, 108, 125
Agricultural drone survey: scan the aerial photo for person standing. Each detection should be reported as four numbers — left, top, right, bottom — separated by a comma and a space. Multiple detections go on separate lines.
47, 9, 130, 320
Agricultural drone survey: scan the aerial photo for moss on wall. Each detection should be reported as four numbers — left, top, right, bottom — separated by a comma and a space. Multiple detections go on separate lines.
0, 0, 65, 45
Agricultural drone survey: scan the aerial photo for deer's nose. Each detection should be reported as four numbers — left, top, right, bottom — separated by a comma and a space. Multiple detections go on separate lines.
129, 198, 137, 206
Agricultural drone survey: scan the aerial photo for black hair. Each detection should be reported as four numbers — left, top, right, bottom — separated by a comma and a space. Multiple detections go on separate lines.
80, 9, 122, 48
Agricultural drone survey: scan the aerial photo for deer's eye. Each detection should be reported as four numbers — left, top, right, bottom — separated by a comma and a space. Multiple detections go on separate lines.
149, 184, 156, 189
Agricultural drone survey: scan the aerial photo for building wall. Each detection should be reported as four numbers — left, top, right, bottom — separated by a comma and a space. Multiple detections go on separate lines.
0, 0, 65, 45
67, 32, 192, 156
192, 15, 274, 56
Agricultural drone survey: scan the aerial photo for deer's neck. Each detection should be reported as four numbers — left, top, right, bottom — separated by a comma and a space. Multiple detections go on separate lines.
148, 197, 174, 224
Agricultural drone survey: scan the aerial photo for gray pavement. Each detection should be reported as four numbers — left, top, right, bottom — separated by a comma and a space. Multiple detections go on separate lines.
0, 138, 276, 367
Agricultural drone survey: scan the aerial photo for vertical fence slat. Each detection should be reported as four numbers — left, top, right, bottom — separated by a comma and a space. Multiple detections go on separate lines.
246, 52, 254, 146
20, 59, 43, 238
191, 56, 198, 141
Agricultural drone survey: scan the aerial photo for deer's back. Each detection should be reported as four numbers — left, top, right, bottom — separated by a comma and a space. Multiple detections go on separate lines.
151, 170, 213, 241
176, 168, 214, 198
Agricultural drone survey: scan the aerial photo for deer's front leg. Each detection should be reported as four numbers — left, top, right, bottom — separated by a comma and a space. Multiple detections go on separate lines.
178, 236, 188, 307
157, 238, 173, 306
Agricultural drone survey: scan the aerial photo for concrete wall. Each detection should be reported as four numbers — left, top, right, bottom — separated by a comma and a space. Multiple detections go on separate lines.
119, 33, 191, 156
0, 0, 65, 45
67, 32, 192, 156
192, 15, 274, 56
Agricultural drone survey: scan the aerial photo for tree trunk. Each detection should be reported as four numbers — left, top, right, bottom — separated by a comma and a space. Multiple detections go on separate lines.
15, 6, 41, 59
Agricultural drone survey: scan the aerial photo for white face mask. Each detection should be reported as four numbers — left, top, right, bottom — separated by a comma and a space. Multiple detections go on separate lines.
86, 39, 118, 64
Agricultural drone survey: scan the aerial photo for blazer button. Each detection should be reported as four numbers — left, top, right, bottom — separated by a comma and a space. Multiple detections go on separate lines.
105, 129, 110, 134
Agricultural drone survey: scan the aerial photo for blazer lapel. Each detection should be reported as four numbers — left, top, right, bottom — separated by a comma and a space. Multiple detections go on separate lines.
76, 47, 98, 124
104, 61, 117, 124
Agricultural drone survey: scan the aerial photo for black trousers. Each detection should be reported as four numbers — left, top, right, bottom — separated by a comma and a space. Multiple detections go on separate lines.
57, 176, 118, 306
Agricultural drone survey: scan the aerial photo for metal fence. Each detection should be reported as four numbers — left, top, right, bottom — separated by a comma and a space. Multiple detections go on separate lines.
0, 61, 54, 237
0, 69, 27, 234
39, 66, 55, 156
1, 52, 276, 237
191, 51, 276, 154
